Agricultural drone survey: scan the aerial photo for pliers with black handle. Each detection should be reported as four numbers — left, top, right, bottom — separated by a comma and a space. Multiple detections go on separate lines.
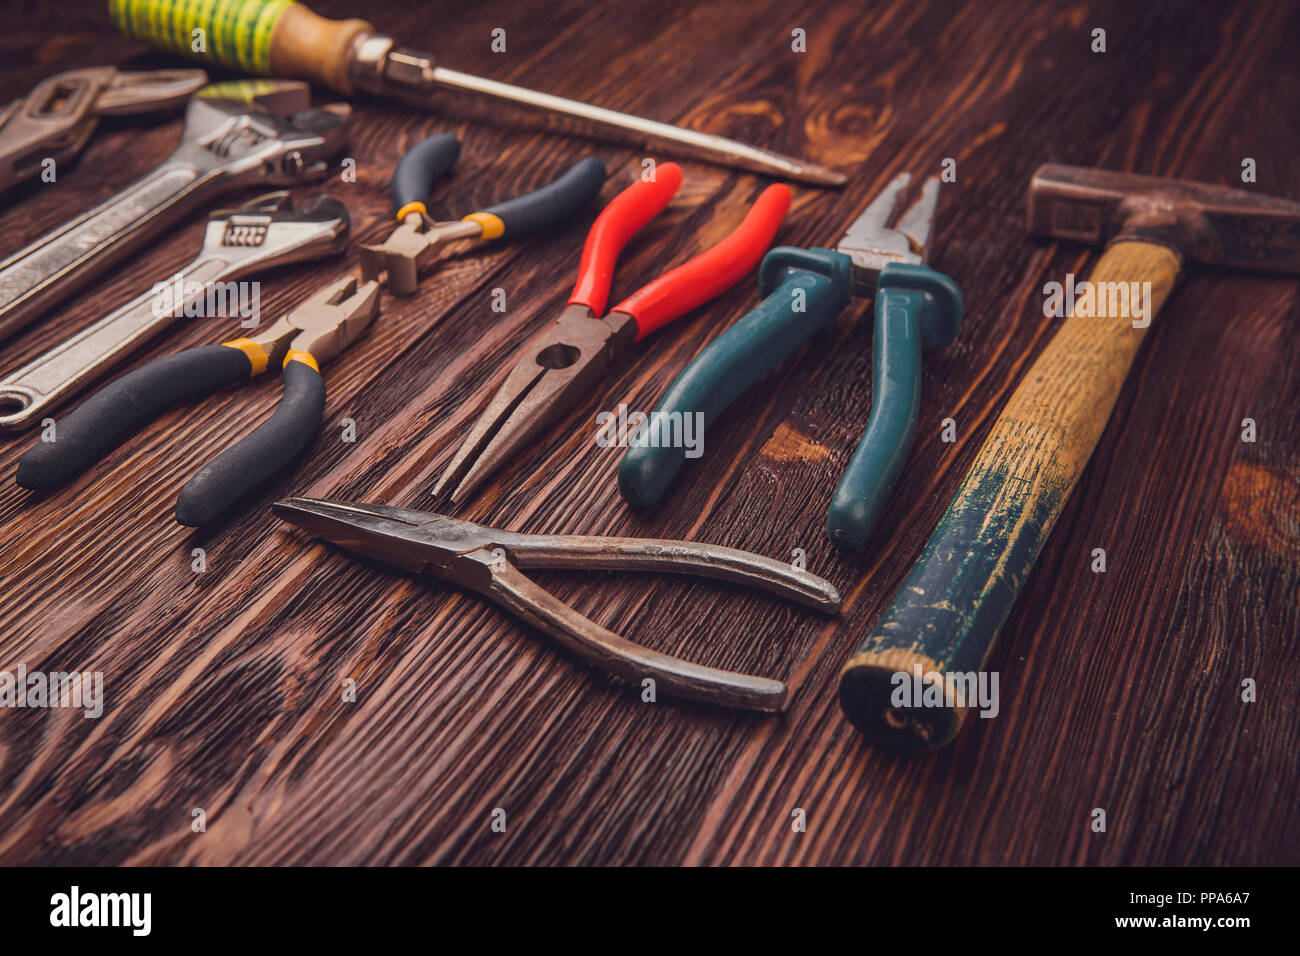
359, 132, 607, 294
17, 275, 380, 526
17, 134, 609, 526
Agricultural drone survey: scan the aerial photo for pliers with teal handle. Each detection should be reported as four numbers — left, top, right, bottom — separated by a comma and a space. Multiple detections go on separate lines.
617, 173, 963, 551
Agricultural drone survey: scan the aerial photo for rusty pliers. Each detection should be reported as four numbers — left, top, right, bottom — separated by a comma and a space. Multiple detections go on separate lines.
0, 65, 207, 195
273, 497, 842, 712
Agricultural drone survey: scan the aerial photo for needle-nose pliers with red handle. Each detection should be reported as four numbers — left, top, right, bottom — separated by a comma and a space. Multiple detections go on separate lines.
433, 162, 791, 502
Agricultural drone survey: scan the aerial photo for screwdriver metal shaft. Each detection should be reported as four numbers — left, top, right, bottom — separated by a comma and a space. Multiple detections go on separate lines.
429, 67, 846, 186
109, 0, 846, 187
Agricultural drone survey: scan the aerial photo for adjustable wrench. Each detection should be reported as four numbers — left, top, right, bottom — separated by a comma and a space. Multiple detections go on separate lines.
0, 65, 206, 195
0, 80, 349, 342
0, 192, 350, 431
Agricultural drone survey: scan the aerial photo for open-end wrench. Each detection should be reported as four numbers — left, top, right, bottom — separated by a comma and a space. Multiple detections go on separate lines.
0, 65, 207, 195
0, 192, 350, 431
0, 80, 349, 343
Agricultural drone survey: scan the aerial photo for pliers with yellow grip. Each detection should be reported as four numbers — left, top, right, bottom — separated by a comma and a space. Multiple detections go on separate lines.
17, 275, 379, 527
359, 133, 607, 294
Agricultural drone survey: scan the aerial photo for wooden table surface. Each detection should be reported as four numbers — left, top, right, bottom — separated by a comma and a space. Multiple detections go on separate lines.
0, 0, 1296, 866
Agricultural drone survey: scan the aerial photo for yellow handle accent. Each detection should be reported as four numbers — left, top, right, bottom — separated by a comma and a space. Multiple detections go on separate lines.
285, 349, 319, 372
395, 200, 427, 223
222, 338, 270, 375
110, 0, 374, 93
463, 211, 505, 240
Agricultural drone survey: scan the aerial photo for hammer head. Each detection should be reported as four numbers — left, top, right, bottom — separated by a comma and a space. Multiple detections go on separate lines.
1028, 164, 1300, 274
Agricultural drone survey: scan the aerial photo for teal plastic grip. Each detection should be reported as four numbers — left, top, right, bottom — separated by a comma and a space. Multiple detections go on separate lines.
825, 263, 963, 551
617, 246, 853, 508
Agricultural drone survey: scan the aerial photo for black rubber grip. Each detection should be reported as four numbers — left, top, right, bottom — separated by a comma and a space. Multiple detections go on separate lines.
389, 133, 461, 215
15, 345, 253, 491
480, 157, 606, 238
174, 358, 327, 527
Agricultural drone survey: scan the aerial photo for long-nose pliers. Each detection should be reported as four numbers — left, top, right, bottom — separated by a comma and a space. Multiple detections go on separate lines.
274, 496, 841, 712
433, 163, 791, 502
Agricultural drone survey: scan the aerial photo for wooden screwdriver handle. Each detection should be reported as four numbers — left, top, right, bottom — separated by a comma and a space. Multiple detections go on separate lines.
111, 0, 374, 94
838, 240, 1181, 750
271, 2, 374, 94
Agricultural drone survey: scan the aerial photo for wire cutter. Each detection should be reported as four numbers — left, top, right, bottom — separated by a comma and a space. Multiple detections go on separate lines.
273, 496, 841, 712
359, 133, 607, 295
617, 173, 964, 551
434, 163, 792, 502
0, 65, 207, 195
17, 271, 379, 527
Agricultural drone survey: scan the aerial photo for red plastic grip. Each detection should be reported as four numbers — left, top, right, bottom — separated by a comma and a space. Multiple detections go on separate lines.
612, 183, 792, 341
568, 163, 684, 316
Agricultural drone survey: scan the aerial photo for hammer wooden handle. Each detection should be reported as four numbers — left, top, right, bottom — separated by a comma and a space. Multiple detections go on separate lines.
838, 240, 1181, 750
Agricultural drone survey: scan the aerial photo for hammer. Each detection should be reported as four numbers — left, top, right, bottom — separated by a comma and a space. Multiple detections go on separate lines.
838, 163, 1300, 750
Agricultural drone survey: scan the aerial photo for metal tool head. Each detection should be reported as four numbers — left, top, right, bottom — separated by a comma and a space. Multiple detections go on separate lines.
250, 274, 381, 366
358, 219, 480, 295
432, 305, 636, 503
175, 80, 351, 185
0, 67, 110, 192
92, 68, 209, 116
1028, 163, 1300, 274
836, 173, 941, 294
0, 66, 204, 192
201, 191, 351, 272
272, 497, 500, 577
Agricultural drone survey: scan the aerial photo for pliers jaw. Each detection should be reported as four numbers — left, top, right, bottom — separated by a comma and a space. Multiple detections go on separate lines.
247, 274, 381, 368
358, 216, 481, 294
836, 172, 941, 296
272, 498, 463, 575
431, 304, 636, 502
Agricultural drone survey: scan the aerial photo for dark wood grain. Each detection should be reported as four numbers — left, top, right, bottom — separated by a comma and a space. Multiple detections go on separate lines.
0, 0, 1297, 866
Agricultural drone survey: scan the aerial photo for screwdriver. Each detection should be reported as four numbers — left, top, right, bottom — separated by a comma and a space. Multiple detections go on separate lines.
108, 0, 846, 187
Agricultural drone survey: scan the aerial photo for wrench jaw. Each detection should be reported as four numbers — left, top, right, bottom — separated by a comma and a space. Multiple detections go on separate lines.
201, 193, 352, 278
0, 67, 208, 193
172, 81, 352, 188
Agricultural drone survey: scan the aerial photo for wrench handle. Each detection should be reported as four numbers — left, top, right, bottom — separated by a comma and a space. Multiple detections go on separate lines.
0, 160, 209, 341
838, 241, 1181, 750
0, 256, 229, 431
